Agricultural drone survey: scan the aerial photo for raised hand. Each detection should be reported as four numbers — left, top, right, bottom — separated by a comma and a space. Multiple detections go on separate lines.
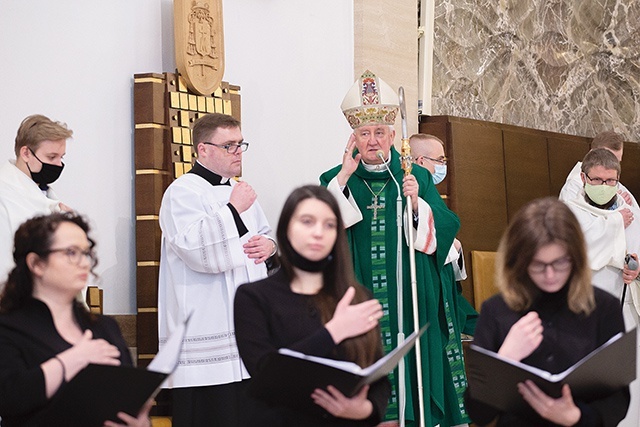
620, 208, 634, 228
324, 287, 383, 344
229, 181, 257, 214
336, 134, 361, 186
402, 175, 419, 211
498, 311, 543, 362
623, 253, 640, 285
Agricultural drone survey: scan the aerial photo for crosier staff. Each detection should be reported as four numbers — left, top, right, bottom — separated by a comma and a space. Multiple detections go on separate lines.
399, 86, 425, 427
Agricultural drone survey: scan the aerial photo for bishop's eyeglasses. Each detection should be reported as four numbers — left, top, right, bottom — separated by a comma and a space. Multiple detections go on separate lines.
416, 155, 447, 165
202, 141, 249, 154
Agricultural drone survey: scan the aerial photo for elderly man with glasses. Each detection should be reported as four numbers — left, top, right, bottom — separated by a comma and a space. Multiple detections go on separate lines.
157, 113, 276, 427
563, 147, 640, 427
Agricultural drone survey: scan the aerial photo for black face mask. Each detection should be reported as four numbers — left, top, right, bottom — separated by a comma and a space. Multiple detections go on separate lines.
27, 148, 64, 190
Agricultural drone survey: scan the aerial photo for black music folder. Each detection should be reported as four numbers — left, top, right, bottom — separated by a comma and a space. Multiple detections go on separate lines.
467, 328, 636, 414
250, 324, 428, 414
33, 315, 190, 427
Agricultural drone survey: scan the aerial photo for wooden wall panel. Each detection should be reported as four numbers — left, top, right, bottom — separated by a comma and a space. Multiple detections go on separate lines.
621, 142, 640, 199
548, 136, 589, 197
503, 130, 550, 220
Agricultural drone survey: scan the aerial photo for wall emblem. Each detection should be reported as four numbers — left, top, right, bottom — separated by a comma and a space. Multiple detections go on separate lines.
174, 0, 224, 95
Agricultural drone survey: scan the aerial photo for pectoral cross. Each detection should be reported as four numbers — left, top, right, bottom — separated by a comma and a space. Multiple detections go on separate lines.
367, 196, 384, 220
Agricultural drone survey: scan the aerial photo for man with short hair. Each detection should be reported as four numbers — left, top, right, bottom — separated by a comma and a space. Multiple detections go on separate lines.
410, 133, 477, 339
559, 130, 637, 207
0, 114, 73, 285
564, 148, 640, 427
320, 71, 468, 426
158, 113, 276, 427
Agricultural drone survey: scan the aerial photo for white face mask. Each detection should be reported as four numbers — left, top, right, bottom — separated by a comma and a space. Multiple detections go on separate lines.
584, 183, 618, 205
432, 164, 447, 185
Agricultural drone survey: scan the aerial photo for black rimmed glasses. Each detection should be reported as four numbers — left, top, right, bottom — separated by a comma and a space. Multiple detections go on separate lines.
584, 173, 618, 186
417, 155, 447, 165
46, 246, 96, 265
202, 141, 249, 154
528, 256, 572, 274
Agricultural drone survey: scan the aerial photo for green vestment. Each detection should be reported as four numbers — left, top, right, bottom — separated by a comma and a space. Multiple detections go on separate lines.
320, 147, 469, 426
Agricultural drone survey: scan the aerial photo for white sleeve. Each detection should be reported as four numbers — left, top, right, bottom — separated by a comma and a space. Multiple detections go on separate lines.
327, 176, 363, 228
405, 197, 437, 254
159, 184, 248, 274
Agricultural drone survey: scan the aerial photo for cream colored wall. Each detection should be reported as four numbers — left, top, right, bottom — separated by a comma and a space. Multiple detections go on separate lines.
354, 0, 419, 139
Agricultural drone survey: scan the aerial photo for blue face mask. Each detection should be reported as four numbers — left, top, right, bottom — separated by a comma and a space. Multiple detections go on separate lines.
432, 164, 447, 184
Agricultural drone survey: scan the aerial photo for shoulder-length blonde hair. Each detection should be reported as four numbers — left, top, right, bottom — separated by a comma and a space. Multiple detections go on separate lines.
496, 197, 594, 315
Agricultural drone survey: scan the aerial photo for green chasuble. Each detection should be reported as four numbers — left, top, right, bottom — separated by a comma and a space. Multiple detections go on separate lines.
320, 147, 469, 426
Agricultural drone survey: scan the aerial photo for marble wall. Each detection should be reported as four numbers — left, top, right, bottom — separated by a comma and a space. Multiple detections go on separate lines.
430, 0, 640, 141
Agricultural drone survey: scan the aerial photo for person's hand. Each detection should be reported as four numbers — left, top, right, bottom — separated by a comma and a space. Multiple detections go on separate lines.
243, 235, 275, 264
311, 385, 373, 420
619, 189, 633, 206
229, 181, 257, 213
498, 312, 543, 362
57, 330, 121, 380
336, 134, 361, 186
623, 253, 640, 285
103, 398, 153, 427
58, 202, 74, 213
402, 175, 419, 212
620, 208, 634, 228
325, 287, 382, 344
518, 381, 581, 426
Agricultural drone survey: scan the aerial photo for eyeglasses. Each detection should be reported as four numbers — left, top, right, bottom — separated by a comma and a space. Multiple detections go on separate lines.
417, 155, 447, 165
46, 246, 96, 265
584, 173, 618, 186
528, 256, 572, 274
201, 141, 249, 154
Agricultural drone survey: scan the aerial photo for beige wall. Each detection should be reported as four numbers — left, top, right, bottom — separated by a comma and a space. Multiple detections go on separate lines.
354, 0, 419, 139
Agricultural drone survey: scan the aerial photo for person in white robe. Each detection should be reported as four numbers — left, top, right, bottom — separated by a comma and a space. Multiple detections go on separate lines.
0, 115, 72, 286
559, 130, 638, 208
564, 148, 640, 427
158, 113, 276, 427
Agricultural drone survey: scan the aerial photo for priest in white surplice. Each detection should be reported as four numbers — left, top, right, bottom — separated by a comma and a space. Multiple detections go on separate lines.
563, 148, 640, 427
158, 113, 276, 427
0, 115, 73, 286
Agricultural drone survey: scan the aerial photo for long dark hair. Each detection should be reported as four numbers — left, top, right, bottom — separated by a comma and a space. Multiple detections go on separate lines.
0, 212, 97, 314
277, 185, 382, 367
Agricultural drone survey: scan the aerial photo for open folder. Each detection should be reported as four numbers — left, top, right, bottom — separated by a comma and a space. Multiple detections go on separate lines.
466, 328, 636, 414
33, 315, 191, 427
250, 324, 428, 414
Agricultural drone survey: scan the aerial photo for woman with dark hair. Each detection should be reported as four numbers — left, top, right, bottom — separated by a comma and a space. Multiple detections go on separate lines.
0, 212, 151, 427
234, 185, 390, 426
466, 197, 630, 426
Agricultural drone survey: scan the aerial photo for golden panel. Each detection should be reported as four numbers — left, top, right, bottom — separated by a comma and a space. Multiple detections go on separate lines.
181, 146, 192, 161
223, 99, 231, 114
215, 98, 223, 112
135, 169, 170, 176
172, 127, 182, 144
138, 307, 158, 313
214, 86, 223, 98
180, 111, 190, 127
135, 215, 160, 221
134, 123, 164, 129
170, 92, 181, 109
188, 94, 197, 111
182, 128, 191, 144
197, 96, 207, 112
184, 163, 193, 173
178, 76, 188, 92
174, 162, 184, 178
206, 97, 215, 112
136, 261, 160, 267
179, 93, 189, 109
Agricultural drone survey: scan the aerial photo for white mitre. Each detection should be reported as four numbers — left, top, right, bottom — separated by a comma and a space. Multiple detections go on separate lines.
340, 70, 399, 129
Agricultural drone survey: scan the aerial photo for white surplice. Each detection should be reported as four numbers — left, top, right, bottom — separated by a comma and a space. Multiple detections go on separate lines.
559, 162, 639, 208
566, 192, 640, 427
158, 174, 271, 388
0, 160, 61, 285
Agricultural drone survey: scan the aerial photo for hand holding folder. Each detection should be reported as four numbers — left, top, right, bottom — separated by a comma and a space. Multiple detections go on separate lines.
34, 315, 191, 427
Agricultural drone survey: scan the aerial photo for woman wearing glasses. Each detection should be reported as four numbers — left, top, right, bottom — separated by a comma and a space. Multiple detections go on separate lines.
0, 212, 151, 427
466, 197, 630, 426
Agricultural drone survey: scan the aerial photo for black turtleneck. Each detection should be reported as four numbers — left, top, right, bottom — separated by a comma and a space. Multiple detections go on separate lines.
189, 161, 248, 237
